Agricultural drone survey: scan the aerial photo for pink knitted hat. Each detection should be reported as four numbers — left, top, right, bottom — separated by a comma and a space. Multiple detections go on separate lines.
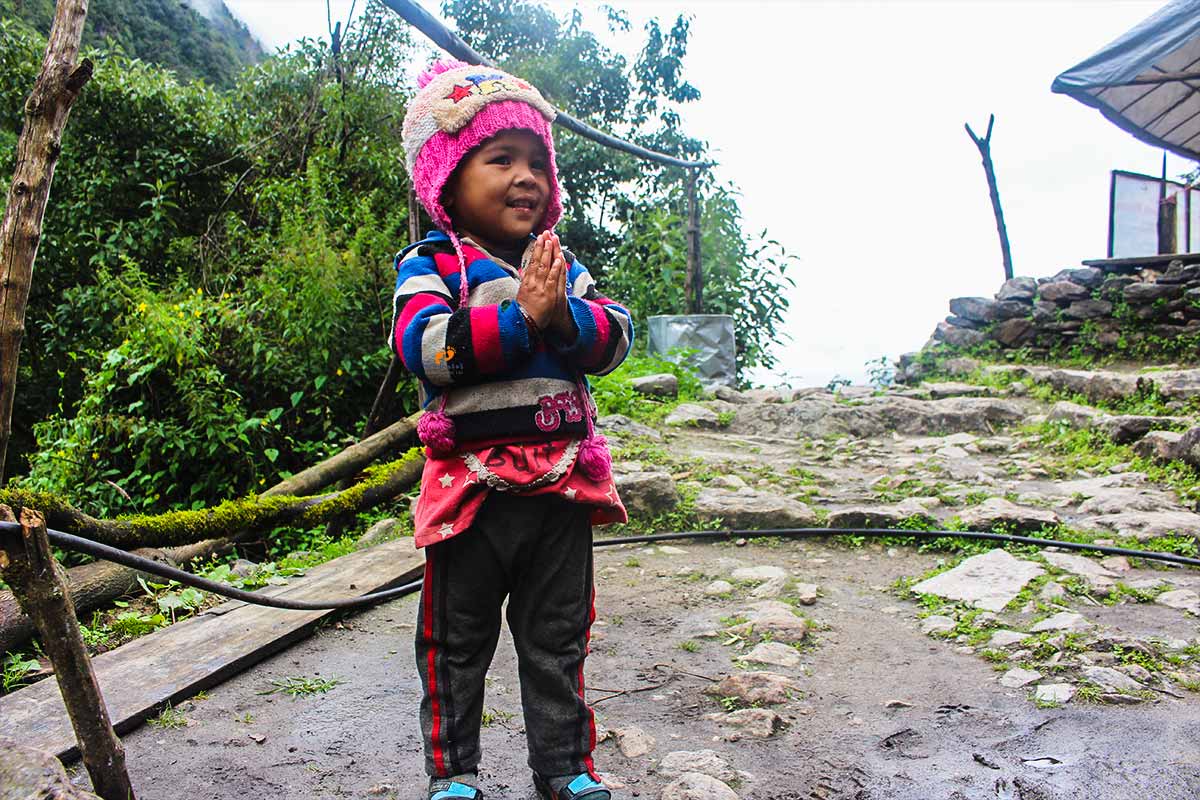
402, 59, 562, 241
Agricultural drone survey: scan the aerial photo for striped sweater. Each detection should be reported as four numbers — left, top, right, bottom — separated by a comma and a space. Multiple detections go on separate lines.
390, 231, 634, 446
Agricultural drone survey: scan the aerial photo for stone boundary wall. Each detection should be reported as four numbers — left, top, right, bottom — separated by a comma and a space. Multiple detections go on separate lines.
897, 258, 1200, 383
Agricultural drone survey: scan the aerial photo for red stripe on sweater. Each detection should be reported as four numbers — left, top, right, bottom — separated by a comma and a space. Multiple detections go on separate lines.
469, 306, 502, 370
585, 302, 611, 366
432, 251, 461, 279
423, 556, 447, 776
396, 293, 447, 363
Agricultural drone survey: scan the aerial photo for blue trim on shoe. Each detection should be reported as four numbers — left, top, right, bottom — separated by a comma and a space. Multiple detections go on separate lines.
567, 774, 604, 794
532, 771, 610, 800
431, 783, 481, 800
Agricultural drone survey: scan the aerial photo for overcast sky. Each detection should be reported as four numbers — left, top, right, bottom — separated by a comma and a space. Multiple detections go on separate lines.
226, 0, 1188, 387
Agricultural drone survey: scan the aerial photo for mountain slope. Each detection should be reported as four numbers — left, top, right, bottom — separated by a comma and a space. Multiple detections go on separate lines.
0, 0, 263, 87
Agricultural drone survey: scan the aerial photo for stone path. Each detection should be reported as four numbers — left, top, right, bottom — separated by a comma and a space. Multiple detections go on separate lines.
70, 370, 1200, 799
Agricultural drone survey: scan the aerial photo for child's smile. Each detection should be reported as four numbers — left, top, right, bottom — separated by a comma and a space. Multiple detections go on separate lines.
444, 129, 551, 254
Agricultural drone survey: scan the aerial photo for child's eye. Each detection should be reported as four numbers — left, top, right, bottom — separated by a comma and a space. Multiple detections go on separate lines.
490, 155, 512, 165
531, 159, 547, 171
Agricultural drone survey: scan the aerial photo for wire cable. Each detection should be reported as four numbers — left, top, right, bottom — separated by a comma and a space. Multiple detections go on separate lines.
2, 521, 1196, 612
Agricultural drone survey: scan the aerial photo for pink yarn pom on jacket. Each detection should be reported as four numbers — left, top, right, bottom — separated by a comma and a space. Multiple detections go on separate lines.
417, 407, 457, 455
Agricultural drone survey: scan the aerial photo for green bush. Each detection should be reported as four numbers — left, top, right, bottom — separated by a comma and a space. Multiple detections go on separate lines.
590, 350, 702, 423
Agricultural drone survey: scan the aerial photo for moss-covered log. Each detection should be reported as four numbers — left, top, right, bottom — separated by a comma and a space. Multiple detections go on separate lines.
0, 447, 424, 550
264, 413, 419, 499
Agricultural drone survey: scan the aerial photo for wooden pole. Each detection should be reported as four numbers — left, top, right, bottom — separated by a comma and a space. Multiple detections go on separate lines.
376, 0, 712, 171
965, 114, 1014, 282
1158, 152, 1178, 255
0, 506, 135, 800
686, 171, 703, 314
0, 0, 93, 483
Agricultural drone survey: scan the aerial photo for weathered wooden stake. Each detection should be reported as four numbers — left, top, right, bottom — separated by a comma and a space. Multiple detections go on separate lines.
1158, 152, 1178, 255
0, 505, 136, 800
0, 0, 93, 482
685, 170, 703, 314
965, 114, 1014, 282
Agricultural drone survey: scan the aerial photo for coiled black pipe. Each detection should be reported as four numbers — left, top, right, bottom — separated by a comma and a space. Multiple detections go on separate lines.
1, 521, 1195, 612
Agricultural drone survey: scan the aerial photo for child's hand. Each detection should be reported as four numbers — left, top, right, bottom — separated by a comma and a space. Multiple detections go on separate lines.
516, 231, 565, 331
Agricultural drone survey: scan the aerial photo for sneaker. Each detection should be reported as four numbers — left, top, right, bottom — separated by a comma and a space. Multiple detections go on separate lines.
427, 777, 484, 800
532, 771, 611, 800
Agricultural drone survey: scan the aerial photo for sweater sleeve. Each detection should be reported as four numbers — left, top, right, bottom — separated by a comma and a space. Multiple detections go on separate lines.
545, 256, 635, 376
390, 251, 534, 386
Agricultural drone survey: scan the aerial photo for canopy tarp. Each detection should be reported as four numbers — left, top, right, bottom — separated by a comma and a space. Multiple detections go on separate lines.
1053, 0, 1200, 162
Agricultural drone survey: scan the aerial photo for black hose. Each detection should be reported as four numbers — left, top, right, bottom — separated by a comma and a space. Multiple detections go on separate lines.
595, 527, 1200, 568
18, 526, 424, 611
2, 521, 1195, 612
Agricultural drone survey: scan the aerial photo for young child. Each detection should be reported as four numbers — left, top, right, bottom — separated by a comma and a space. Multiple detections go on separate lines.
392, 59, 634, 800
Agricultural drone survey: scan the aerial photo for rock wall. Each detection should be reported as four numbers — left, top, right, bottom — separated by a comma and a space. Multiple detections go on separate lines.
897, 258, 1200, 382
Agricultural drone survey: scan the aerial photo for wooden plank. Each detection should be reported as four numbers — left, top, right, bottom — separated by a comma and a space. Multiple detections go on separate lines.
1081, 252, 1200, 269
0, 539, 425, 760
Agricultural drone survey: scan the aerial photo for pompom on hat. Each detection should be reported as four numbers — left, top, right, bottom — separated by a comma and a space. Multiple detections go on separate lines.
402, 59, 563, 239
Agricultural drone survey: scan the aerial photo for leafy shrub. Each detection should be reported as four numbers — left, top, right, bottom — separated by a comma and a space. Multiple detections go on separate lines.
590, 350, 702, 423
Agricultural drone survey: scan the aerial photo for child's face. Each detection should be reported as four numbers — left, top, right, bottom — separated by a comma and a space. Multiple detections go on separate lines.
443, 129, 551, 252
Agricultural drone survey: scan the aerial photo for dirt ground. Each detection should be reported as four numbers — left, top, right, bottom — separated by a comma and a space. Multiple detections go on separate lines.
68, 533, 1200, 800
62, 386, 1200, 800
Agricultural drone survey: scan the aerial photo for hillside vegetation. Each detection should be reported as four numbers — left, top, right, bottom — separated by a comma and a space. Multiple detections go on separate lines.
1, 0, 262, 87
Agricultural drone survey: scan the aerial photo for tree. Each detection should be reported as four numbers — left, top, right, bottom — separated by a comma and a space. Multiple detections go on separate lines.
0, 1, 93, 483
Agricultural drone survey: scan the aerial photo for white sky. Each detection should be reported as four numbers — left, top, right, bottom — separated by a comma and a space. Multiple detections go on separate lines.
227, 0, 1189, 387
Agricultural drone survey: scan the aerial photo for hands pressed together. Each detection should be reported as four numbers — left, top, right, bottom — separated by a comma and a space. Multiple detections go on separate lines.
515, 230, 573, 339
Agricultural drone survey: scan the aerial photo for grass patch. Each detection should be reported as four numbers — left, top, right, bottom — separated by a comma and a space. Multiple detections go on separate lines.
261, 675, 342, 698
147, 702, 187, 729
481, 707, 514, 727
2, 652, 41, 694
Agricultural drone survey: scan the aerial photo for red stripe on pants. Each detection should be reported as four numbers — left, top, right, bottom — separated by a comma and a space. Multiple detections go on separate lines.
579, 583, 597, 776
423, 555, 447, 776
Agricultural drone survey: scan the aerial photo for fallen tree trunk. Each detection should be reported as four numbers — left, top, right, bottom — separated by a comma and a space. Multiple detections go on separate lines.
266, 412, 419, 498
0, 538, 234, 657
0, 448, 425, 655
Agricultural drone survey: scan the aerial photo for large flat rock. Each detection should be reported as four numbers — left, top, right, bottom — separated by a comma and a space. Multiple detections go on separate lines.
1090, 510, 1200, 540
693, 488, 817, 530
728, 395, 1027, 439
910, 549, 1045, 612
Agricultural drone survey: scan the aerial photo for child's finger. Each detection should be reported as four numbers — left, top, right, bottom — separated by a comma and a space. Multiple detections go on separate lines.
551, 254, 566, 298
528, 235, 544, 274
555, 254, 566, 290
541, 232, 554, 271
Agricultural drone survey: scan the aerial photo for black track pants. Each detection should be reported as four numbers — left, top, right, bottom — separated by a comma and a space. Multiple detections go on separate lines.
415, 491, 598, 778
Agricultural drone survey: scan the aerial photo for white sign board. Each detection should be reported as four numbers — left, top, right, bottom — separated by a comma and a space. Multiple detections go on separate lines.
1109, 170, 1199, 257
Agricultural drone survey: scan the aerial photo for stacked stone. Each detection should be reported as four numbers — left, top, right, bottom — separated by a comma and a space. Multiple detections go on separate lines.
898, 258, 1200, 381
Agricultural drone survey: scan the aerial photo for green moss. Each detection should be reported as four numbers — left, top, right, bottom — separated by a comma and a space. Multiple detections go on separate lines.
3, 449, 425, 557
0, 488, 77, 517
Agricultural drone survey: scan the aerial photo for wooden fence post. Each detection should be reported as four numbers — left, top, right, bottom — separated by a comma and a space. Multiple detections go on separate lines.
0, 506, 136, 800
686, 170, 703, 314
